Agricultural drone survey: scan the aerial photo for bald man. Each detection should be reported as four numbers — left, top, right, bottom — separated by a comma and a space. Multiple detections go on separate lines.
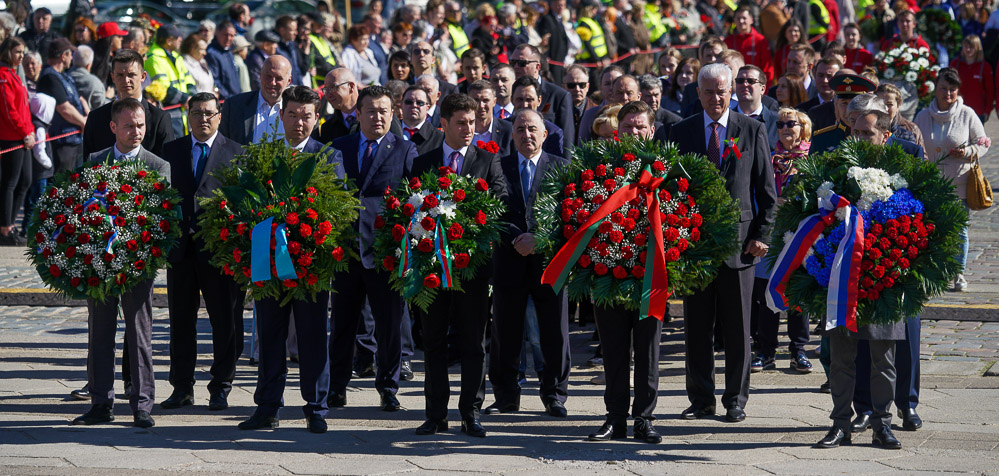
220, 55, 293, 144
314, 67, 405, 144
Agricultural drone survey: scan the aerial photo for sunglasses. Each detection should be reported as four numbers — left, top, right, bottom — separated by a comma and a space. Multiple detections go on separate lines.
403, 99, 428, 107
776, 120, 800, 129
510, 59, 538, 68
735, 78, 761, 85
412, 48, 432, 55
565, 82, 587, 89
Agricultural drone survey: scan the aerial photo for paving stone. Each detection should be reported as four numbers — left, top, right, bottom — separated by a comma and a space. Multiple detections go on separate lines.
755, 458, 895, 475
920, 360, 989, 376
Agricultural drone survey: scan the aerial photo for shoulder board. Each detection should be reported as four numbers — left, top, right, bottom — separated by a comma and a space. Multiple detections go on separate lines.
814, 124, 838, 135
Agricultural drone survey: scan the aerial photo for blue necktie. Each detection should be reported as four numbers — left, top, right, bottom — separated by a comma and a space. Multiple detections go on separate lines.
520, 159, 533, 202
194, 143, 208, 185
360, 139, 375, 176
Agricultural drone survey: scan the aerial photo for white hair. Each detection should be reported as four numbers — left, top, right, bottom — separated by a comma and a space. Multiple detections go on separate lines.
697, 63, 733, 88
72, 45, 94, 68
847, 93, 887, 115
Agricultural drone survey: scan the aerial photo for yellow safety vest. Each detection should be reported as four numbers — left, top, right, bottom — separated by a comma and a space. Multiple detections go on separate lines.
576, 17, 608, 61
448, 23, 470, 58
643, 4, 668, 43
309, 33, 336, 84
145, 43, 195, 133
808, 0, 830, 36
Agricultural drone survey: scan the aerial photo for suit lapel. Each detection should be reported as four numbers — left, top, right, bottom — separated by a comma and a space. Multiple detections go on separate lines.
461, 145, 479, 176
195, 135, 223, 191
722, 114, 741, 177
528, 153, 548, 206
242, 94, 256, 143
342, 136, 360, 180
501, 153, 526, 212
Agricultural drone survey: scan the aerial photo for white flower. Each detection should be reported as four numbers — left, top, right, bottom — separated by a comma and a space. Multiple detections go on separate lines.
817, 181, 835, 201
924, 81, 935, 93
784, 231, 795, 243
847, 167, 894, 211
434, 200, 457, 220
917, 57, 929, 68
835, 206, 850, 221
890, 173, 908, 190
905, 71, 918, 82
407, 190, 431, 208
884, 69, 895, 79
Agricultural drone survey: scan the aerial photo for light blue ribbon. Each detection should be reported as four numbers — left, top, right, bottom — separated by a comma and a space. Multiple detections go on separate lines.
250, 217, 298, 282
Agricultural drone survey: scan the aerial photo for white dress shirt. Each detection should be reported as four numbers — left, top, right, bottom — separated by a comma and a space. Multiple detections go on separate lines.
472, 116, 495, 146
113, 144, 139, 162
285, 136, 311, 151
703, 108, 730, 150
401, 119, 426, 140
252, 93, 282, 144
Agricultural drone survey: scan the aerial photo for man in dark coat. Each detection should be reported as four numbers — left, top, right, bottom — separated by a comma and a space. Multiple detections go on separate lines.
400, 85, 445, 155
468, 80, 513, 158
534, 0, 570, 85
510, 44, 575, 149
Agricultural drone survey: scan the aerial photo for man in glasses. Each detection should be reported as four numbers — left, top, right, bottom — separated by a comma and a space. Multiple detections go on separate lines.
158, 92, 246, 413
314, 68, 360, 143
409, 41, 459, 103
509, 44, 574, 151
400, 85, 444, 155
562, 65, 595, 144
733, 66, 778, 151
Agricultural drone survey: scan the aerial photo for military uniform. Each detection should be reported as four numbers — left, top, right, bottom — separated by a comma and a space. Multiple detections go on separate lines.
807, 74, 877, 156
810, 122, 849, 154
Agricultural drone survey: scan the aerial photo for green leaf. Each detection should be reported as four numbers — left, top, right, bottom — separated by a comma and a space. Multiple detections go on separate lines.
273, 156, 292, 197
292, 156, 317, 193
239, 171, 267, 200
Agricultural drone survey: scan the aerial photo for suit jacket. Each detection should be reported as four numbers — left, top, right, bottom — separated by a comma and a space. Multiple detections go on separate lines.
313, 110, 405, 145
682, 82, 779, 117
412, 144, 508, 200
86, 146, 171, 182
669, 111, 778, 269
652, 110, 683, 144
505, 116, 564, 158
536, 13, 569, 79
439, 80, 459, 102
766, 77, 818, 101
577, 102, 605, 143
807, 101, 836, 131
82, 100, 174, 157
404, 120, 445, 156
219, 90, 260, 145
886, 136, 924, 160
540, 79, 575, 149
488, 116, 513, 158
330, 132, 418, 269
732, 104, 780, 152
494, 151, 569, 287
246, 48, 266, 91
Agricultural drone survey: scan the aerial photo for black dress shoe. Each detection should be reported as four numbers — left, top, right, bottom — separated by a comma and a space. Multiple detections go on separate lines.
307, 414, 327, 434
160, 391, 194, 409
483, 402, 519, 415
380, 391, 401, 412
327, 391, 346, 408
415, 419, 447, 435
354, 362, 376, 378
814, 427, 851, 448
851, 414, 872, 433
72, 404, 114, 425
634, 417, 662, 444
544, 400, 567, 418
133, 410, 155, 428
70, 384, 90, 401
238, 413, 279, 430
898, 408, 922, 431
725, 406, 746, 423
872, 426, 902, 449
680, 405, 716, 420
587, 419, 627, 441
400, 360, 414, 381
460, 417, 486, 438
208, 392, 228, 411
819, 380, 831, 393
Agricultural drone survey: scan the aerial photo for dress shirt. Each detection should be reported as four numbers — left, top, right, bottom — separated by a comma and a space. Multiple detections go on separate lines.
252, 93, 282, 144
803, 74, 812, 92
442, 141, 470, 174
739, 103, 764, 119
703, 108, 730, 150
342, 110, 357, 128
401, 119, 426, 140
517, 150, 541, 196
113, 144, 139, 162
427, 104, 438, 120
494, 102, 514, 118
285, 136, 311, 151
472, 117, 495, 145
357, 131, 386, 172
191, 131, 218, 173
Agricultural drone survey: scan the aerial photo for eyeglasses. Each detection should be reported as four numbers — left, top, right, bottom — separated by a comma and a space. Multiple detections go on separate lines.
412, 48, 432, 55
776, 120, 799, 129
403, 99, 428, 107
190, 110, 221, 119
735, 78, 761, 85
510, 59, 538, 68
325, 81, 352, 92
565, 82, 587, 89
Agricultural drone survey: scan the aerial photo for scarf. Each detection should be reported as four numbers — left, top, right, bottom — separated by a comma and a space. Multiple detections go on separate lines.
927, 95, 963, 123
772, 139, 810, 196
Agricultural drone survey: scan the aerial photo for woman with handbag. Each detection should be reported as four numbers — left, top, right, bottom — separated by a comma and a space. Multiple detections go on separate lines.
915, 68, 991, 291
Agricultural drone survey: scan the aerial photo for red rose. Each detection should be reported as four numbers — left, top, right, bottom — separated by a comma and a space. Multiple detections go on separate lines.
417, 239, 434, 253
392, 224, 407, 241
220, 228, 230, 241
594, 263, 608, 275
578, 254, 592, 267
305, 209, 318, 220
288, 241, 302, 254
609, 230, 624, 243
41, 248, 52, 258
409, 177, 422, 189
476, 178, 489, 191
88, 277, 100, 287
423, 194, 439, 210
113, 216, 125, 227
140, 230, 152, 243
161, 200, 173, 210
632, 265, 645, 278
49, 265, 61, 277
69, 173, 80, 182
603, 179, 617, 191
54, 214, 66, 225
151, 247, 162, 258
286, 212, 300, 225
40, 210, 49, 220
421, 216, 436, 231
664, 227, 679, 242
56, 234, 67, 244
692, 213, 703, 227
282, 279, 298, 287
374, 215, 386, 229
116, 273, 127, 285
34, 232, 45, 243
154, 183, 164, 192
622, 153, 636, 162
383, 256, 397, 271
107, 205, 120, 215
299, 224, 313, 237
454, 253, 470, 268
120, 184, 132, 193
135, 260, 145, 270
563, 225, 576, 238
677, 238, 689, 252
317, 221, 332, 236
126, 239, 138, 252
159, 220, 170, 233
598, 221, 613, 234
613, 266, 628, 279
475, 210, 487, 225
402, 203, 416, 216
634, 233, 647, 246
438, 176, 452, 189
454, 189, 466, 201
665, 247, 680, 261
84, 254, 94, 264
424, 273, 441, 288
595, 164, 607, 176
298, 254, 313, 266
438, 166, 455, 176
676, 178, 689, 192
448, 223, 463, 240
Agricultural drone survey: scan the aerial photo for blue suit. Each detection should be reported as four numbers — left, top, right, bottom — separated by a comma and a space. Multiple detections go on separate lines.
327, 132, 417, 398
205, 40, 241, 98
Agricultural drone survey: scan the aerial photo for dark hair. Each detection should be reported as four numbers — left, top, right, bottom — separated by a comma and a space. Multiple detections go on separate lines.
512, 76, 541, 97
388, 50, 412, 81
392, 22, 413, 34
817, 55, 844, 68
775, 18, 807, 52
738, 64, 766, 82
440, 93, 477, 120
617, 100, 654, 125
216, 20, 237, 34
467, 79, 495, 95
403, 85, 428, 100
600, 64, 625, 80
565, 64, 588, 80
0, 37, 25, 66
461, 47, 486, 64
112, 97, 145, 122
357, 84, 395, 109
181, 34, 203, 57
513, 43, 541, 59
281, 85, 321, 110
778, 73, 807, 108
897, 8, 916, 21
111, 48, 145, 70
669, 57, 700, 99
789, 43, 816, 63
348, 24, 369, 43
276, 15, 296, 30
188, 92, 220, 111
228, 2, 248, 21
491, 62, 514, 76
937, 67, 961, 87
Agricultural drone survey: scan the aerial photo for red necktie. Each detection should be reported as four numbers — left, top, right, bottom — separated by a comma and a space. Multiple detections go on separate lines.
499, 109, 509, 119
404, 127, 418, 137
708, 122, 721, 168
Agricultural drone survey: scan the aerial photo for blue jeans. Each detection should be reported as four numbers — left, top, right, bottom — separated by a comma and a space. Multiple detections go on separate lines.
957, 200, 970, 271
518, 297, 545, 374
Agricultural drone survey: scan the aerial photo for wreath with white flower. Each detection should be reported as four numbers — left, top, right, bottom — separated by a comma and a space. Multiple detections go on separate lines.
874, 44, 940, 105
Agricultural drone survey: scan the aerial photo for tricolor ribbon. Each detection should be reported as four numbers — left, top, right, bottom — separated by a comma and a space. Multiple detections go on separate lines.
39, 192, 119, 254
541, 167, 670, 321
250, 217, 298, 283
766, 191, 864, 332
398, 194, 453, 289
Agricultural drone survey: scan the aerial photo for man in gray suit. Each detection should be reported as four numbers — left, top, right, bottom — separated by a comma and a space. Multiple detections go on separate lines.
73, 98, 171, 429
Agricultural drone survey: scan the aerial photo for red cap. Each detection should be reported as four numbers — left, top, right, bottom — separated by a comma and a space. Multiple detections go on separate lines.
97, 22, 128, 40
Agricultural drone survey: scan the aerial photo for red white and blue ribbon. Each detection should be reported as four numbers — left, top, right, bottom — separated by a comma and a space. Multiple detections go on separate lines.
766, 191, 863, 332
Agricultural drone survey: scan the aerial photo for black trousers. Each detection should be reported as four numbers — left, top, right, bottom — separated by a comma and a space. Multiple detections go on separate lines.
329, 262, 403, 395
355, 298, 415, 362
87, 279, 155, 413
254, 293, 330, 418
854, 315, 920, 415
829, 335, 896, 432
751, 277, 810, 357
593, 304, 662, 421
684, 265, 753, 410
51, 143, 82, 175
165, 236, 245, 395
0, 143, 31, 228
421, 272, 490, 421
489, 283, 569, 406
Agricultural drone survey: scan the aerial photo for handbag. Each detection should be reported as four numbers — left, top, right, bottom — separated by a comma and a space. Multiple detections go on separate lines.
967, 155, 993, 211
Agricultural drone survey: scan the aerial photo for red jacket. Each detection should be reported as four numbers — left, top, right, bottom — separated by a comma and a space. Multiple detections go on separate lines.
881, 34, 931, 54
845, 47, 874, 72
823, 0, 840, 43
949, 59, 994, 117
773, 44, 790, 84
724, 28, 775, 83
0, 65, 33, 142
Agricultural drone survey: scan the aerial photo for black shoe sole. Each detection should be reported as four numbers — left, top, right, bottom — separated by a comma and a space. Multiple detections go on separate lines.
587, 433, 627, 441
814, 440, 851, 449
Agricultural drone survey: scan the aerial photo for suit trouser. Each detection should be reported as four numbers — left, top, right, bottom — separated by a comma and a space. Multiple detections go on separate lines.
853, 315, 920, 415
329, 262, 403, 395
355, 299, 415, 362
751, 277, 809, 357
166, 238, 245, 395
684, 265, 753, 409
489, 283, 569, 406
594, 304, 662, 421
422, 272, 490, 421
51, 143, 82, 175
87, 279, 155, 413
253, 293, 330, 418
828, 334, 896, 432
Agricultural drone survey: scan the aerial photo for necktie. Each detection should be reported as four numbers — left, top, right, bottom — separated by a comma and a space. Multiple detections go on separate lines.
708, 122, 721, 168
750, 113, 760, 121
404, 127, 418, 138
360, 139, 375, 175
448, 150, 462, 174
520, 159, 533, 202
194, 143, 208, 185
345, 114, 357, 129
499, 108, 509, 120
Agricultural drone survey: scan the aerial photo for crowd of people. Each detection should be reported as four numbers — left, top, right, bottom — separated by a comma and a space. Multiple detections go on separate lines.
0, 0, 993, 450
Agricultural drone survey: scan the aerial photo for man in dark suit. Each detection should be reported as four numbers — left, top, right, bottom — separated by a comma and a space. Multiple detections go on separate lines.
238, 86, 342, 434
314, 68, 361, 143
535, 0, 569, 85
637, 74, 683, 139
409, 41, 459, 100
734, 66, 779, 151
510, 44, 575, 149
486, 108, 570, 420
766, 43, 818, 101
327, 86, 418, 414
219, 55, 294, 145
400, 86, 445, 155
669, 64, 777, 424
73, 99, 171, 429
468, 80, 513, 158
410, 93, 507, 438
508, 77, 564, 158
798, 57, 842, 128
563, 64, 596, 144
159, 93, 246, 412
578, 65, 624, 143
